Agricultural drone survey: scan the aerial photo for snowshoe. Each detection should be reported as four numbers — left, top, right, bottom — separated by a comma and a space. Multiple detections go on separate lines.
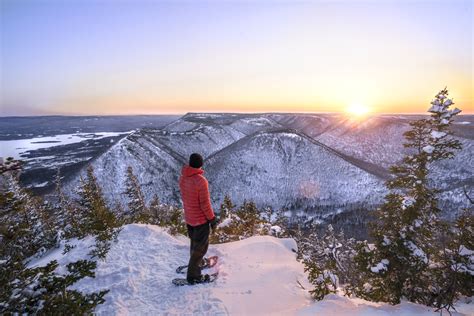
172, 272, 218, 286
176, 255, 218, 274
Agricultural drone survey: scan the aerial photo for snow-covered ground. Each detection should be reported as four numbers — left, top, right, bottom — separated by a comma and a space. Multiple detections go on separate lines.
0, 132, 131, 159
30, 224, 473, 315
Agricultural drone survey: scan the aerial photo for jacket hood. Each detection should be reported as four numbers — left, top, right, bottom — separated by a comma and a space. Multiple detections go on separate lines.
182, 165, 204, 177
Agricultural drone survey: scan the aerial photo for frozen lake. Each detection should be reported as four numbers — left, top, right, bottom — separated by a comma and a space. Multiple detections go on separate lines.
0, 115, 179, 193
0, 132, 130, 159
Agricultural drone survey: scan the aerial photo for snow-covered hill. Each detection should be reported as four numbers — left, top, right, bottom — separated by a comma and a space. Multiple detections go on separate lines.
275, 114, 474, 214
205, 130, 385, 209
65, 113, 474, 216
64, 129, 186, 206
29, 224, 473, 315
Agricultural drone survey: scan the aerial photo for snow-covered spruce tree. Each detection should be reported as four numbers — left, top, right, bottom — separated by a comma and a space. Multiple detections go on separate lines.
53, 167, 80, 241
430, 207, 473, 311
235, 200, 262, 237
271, 208, 290, 237
148, 194, 165, 225
212, 196, 236, 243
0, 165, 56, 265
212, 198, 275, 243
219, 194, 235, 222
217, 200, 262, 240
301, 224, 357, 300
76, 165, 122, 259
2, 259, 108, 314
0, 160, 107, 314
349, 88, 463, 306
146, 195, 186, 235
164, 205, 187, 235
123, 166, 149, 223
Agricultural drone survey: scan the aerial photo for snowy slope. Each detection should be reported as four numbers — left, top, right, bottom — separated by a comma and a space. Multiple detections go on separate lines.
29, 224, 473, 315
274, 114, 414, 168
157, 113, 282, 159
64, 114, 282, 207
269, 113, 340, 138
64, 129, 186, 206
65, 113, 473, 214
206, 130, 386, 210
277, 114, 474, 212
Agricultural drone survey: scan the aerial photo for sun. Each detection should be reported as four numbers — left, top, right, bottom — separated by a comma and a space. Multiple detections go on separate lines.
345, 103, 371, 117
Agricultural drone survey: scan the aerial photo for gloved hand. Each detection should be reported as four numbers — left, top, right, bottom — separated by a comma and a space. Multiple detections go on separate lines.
209, 217, 218, 233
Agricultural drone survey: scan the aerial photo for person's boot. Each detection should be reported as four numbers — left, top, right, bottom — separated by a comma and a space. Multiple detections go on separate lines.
199, 274, 211, 283
187, 274, 210, 285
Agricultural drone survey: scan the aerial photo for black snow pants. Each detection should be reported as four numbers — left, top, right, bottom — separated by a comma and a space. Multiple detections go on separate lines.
186, 222, 209, 282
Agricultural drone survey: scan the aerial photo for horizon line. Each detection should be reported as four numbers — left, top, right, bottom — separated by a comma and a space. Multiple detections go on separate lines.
1, 111, 473, 118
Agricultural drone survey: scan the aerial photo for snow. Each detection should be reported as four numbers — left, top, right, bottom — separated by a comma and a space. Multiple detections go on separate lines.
370, 259, 389, 273
280, 132, 302, 139
28, 235, 96, 274
217, 217, 233, 228
459, 245, 473, 257
428, 105, 443, 113
422, 145, 434, 154
270, 225, 282, 235
456, 245, 474, 275
298, 294, 473, 316
28, 181, 48, 188
444, 108, 462, 118
0, 132, 131, 159
31, 224, 309, 314
431, 131, 446, 139
28, 224, 473, 315
402, 196, 415, 210
405, 241, 428, 264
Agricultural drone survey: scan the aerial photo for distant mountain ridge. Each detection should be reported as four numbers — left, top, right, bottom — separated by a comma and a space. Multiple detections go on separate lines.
65, 113, 474, 218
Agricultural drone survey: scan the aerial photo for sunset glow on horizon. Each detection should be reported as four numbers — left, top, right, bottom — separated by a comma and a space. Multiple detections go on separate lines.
1, 0, 472, 116
345, 103, 372, 117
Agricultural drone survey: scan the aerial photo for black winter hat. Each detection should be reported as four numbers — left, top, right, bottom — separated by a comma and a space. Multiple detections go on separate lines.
189, 153, 203, 168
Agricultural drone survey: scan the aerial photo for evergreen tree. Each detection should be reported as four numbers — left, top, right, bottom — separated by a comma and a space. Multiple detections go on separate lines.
143, 194, 186, 235
272, 208, 290, 237
212, 198, 276, 243
123, 166, 148, 223
350, 88, 464, 306
429, 208, 473, 311
53, 168, 79, 240
0, 159, 107, 314
300, 224, 357, 300
0, 170, 56, 264
261, 206, 273, 224
1, 259, 108, 314
236, 201, 260, 234
76, 166, 121, 258
166, 206, 187, 235
219, 194, 235, 221
148, 194, 162, 224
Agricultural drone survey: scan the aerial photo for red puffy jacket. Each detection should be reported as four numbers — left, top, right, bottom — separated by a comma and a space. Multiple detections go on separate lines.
179, 165, 215, 226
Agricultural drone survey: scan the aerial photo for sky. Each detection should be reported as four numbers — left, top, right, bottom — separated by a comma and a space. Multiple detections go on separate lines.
0, 0, 472, 116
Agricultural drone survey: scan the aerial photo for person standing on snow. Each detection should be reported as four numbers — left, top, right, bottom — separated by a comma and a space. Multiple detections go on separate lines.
179, 153, 218, 284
